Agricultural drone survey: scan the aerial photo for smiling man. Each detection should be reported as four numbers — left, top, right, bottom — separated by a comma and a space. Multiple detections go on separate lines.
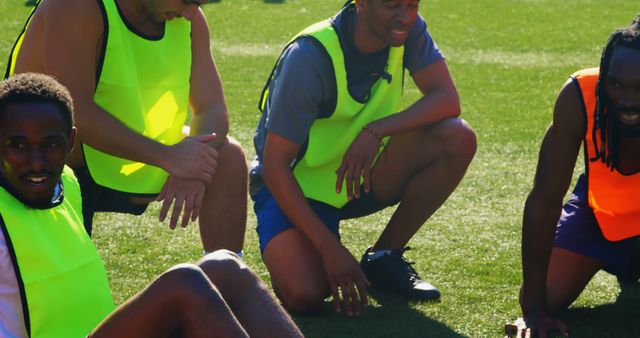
0, 73, 303, 338
250, 0, 476, 316
506, 16, 640, 338
6, 0, 248, 254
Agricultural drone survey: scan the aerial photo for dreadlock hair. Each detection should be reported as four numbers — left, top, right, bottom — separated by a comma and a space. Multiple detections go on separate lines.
592, 15, 640, 170
0, 73, 74, 135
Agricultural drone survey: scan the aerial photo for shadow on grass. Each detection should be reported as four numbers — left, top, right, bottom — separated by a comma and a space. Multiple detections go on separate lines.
294, 291, 468, 338
24, 0, 37, 6
560, 282, 640, 338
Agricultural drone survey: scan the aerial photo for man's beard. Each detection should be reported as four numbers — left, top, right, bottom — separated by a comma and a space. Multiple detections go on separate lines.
609, 106, 640, 138
0, 174, 62, 209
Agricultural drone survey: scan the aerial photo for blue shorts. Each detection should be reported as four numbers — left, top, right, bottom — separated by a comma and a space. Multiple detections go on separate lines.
555, 175, 639, 280
251, 185, 393, 252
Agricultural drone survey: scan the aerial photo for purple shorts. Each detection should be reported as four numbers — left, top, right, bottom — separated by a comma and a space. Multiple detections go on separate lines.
555, 175, 639, 280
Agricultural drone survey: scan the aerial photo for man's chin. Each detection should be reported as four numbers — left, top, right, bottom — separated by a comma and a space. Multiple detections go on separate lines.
19, 196, 55, 209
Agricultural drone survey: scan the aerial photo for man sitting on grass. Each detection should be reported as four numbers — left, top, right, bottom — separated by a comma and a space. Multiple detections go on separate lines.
250, 0, 476, 316
0, 73, 303, 338
506, 16, 640, 338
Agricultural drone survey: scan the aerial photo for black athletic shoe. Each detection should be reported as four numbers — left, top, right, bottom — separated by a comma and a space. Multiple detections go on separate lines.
360, 246, 441, 301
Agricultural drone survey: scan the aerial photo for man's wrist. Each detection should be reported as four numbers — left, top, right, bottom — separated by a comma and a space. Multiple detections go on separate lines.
362, 125, 384, 148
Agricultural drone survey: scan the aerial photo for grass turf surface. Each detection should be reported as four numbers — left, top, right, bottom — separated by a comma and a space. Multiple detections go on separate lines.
2, 1, 640, 337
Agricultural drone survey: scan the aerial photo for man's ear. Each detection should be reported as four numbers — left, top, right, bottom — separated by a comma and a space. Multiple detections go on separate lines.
67, 127, 77, 154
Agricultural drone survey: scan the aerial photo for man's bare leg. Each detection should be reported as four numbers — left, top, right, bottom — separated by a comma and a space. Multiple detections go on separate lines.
90, 264, 249, 338
199, 137, 248, 252
371, 118, 477, 250
197, 250, 305, 338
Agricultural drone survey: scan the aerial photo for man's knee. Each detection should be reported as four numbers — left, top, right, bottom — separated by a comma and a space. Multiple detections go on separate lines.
277, 283, 327, 314
158, 264, 223, 306
218, 136, 247, 172
425, 118, 477, 163
436, 118, 477, 160
199, 250, 257, 287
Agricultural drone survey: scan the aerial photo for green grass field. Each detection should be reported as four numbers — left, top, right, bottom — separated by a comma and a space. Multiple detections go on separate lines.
2, 1, 640, 337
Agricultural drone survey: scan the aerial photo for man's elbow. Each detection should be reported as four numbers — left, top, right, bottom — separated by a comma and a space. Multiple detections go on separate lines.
445, 89, 461, 118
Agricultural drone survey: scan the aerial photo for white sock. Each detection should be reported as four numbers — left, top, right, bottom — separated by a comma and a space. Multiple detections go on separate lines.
367, 249, 392, 260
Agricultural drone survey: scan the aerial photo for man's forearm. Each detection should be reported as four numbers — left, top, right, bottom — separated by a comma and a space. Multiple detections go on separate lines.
368, 87, 460, 138
520, 194, 563, 315
74, 98, 170, 168
189, 104, 229, 149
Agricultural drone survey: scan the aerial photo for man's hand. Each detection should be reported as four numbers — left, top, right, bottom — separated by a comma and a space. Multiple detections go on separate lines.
335, 129, 382, 200
164, 134, 218, 183
156, 175, 206, 229
505, 315, 569, 338
320, 241, 370, 316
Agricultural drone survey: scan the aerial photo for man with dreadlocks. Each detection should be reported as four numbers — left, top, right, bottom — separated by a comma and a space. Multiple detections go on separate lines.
506, 16, 640, 337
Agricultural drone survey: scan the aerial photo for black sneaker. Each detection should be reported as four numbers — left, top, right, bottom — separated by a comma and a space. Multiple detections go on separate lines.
360, 246, 441, 301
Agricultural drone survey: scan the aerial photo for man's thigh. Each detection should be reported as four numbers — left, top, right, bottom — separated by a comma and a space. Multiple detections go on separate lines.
554, 175, 638, 278
368, 117, 472, 204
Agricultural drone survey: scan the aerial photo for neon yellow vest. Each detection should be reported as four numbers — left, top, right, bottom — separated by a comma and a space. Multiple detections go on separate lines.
0, 167, 114, 338
6, 0, 192, 194
262, 19, 404, 208
87, 0, 192, 194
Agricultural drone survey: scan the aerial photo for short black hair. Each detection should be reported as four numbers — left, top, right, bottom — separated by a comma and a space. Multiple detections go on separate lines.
0, 73, 74, 134
591, 15, 640, 169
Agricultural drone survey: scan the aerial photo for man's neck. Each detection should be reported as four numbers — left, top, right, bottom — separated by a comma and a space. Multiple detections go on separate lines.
115, 0, 164, 37
618, 137, 640, 174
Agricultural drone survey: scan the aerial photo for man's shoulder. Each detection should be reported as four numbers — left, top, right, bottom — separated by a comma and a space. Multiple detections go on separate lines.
29, 0, 103, 39
278, 36, 332, 73
38, 0, 103, 17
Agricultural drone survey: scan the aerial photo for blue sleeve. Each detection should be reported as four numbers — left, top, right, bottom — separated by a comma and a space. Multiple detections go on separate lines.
264, 37, 334, 144
404, 15, 444, 75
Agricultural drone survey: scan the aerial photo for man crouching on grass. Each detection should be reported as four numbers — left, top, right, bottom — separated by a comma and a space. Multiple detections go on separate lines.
0, 73, 303, 338
506, 16, 640, 338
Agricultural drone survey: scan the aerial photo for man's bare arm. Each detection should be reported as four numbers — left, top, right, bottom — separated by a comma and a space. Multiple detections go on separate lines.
336, 59, 461, 199
262, 132, 370, 316
367, 59, 460, 137
17, 0, 216, 182
188, 9, 228, 149
516, 79, 585, 336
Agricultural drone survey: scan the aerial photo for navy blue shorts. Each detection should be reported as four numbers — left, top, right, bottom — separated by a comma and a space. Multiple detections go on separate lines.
555, 175, 639, 279
251, 185, 394, 252
73, 166, 149, 235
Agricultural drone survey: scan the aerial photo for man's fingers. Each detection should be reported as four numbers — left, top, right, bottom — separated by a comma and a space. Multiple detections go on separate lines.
344, 282, 360, 316
192, 190, 203, 222
329, 280, 342, 313
352, 164, 363, 199
181, 197, 193, 228
159, 196, 172, 222
335, 162, 347, 194
355, 277, 369, 309
504, 323, 518, 337
169, 196, 185, 230
191, 132, 217, 143
555, 320, 569, 337
363, 164, 371, 194
345, 167, 354, 200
